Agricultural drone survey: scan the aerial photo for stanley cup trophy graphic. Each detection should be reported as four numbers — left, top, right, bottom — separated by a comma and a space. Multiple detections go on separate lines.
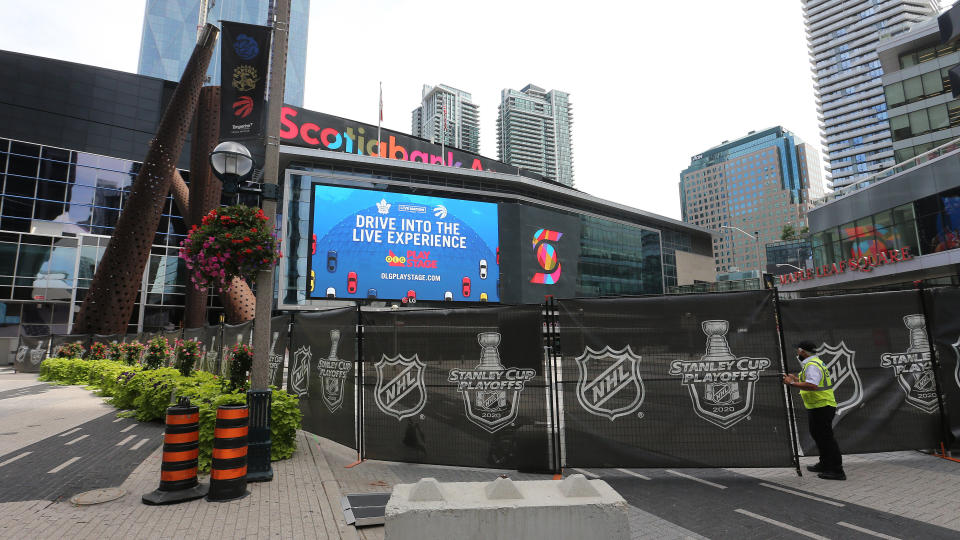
701, 321, 741, 405
268, 331, 283, 387
323, 329, 342, 399
904, 314, 936, 398
476, 332, 507, 411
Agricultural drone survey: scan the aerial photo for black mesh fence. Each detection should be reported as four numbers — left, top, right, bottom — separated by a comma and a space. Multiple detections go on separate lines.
91, 334, 125, 345
360, 306, 551, 471
268, 315, 289, 389
923, 286, 960, 449
51, 334, 86, 355
556, 291, 794, 468
291, 308, 357, 450
14, 335, 50, 373
220, 321, 253, 377
780, 290, 942, 455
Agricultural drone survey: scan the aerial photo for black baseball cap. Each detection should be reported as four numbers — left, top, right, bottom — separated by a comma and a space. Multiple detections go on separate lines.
793, 341, 817, 353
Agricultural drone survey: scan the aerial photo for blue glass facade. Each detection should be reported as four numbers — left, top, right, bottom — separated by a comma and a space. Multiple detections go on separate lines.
137, 0, 310, 106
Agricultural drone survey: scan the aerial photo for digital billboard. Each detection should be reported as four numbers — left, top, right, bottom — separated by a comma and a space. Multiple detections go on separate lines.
308, 184, 499, 302
498, 204, 581, 304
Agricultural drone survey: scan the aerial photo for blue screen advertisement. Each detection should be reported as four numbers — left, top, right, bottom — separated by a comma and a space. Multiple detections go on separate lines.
308, 184, 500, 302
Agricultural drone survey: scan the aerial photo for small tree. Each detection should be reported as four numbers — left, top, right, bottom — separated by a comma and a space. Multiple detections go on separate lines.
174, 339, 201, 377
226, 344, 254, 392
123, 341, 145, 366
56, 341, 84, 359
143, 337, 171, 370
780, 224, 796, 241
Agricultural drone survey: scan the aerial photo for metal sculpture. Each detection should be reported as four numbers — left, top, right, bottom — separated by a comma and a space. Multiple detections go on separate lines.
72, 24, 219, 335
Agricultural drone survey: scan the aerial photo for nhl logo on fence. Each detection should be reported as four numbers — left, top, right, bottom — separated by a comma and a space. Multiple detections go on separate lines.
952, 337, 960, 392
815, 341, 863, 415
374, 354, 427, 421
448, 332, 536, 433
15, 346, 27, 365
881, 314, 938, 414
668, 320, 770, 430
574, 345, 645, 421
290, 346, 312, 398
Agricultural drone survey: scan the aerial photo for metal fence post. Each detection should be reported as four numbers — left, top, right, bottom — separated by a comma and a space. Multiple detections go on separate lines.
915, 280, 952, 451
772, 287, 802, 477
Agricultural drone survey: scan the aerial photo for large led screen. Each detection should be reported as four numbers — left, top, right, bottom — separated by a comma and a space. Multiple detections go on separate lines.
308, 184, 499, 302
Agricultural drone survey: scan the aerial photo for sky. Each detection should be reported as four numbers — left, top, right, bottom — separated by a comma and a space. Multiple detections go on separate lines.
0, 1, 949, 221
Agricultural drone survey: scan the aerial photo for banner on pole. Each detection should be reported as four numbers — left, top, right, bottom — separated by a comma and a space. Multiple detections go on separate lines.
220, 21, 271, 140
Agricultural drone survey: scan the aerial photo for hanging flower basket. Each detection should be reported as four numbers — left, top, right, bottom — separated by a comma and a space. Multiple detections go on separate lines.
179, 205, 280, 291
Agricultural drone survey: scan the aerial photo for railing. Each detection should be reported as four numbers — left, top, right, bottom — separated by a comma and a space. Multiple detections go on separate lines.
812, 136, 960, 208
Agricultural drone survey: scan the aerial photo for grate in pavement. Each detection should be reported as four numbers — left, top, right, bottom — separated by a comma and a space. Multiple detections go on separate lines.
341, 492, 391, 527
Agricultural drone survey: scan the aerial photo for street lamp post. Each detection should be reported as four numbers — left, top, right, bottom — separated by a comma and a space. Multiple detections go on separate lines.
721, 225, 761, 278
209, 141, 254, 196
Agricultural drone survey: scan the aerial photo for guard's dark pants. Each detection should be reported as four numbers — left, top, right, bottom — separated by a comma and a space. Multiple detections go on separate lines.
808, 405, 843, 472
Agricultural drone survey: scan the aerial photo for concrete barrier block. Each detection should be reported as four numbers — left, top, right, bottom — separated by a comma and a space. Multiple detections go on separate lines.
559, 474, 601, 497
408, 478, 444, 502
386, 477, 629, 540
484, 477, 523, 500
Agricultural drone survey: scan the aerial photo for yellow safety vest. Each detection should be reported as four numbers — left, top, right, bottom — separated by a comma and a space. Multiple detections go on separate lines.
798, 355, 837, 410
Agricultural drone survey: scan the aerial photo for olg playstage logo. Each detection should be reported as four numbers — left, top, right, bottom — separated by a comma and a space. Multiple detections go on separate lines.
669, 320, 770, 429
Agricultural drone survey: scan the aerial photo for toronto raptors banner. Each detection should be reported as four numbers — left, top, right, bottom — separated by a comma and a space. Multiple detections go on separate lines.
923, 287, 960, 449
780, 290, 941, 455
291, 308, 357, 450
361, 306, 549, 470
557, 290, 792, 468
220, 21, 271, 140
14, 335, 50, 373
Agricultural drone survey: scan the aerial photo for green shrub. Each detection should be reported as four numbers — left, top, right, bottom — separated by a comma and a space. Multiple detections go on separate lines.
39, 357, 302, 472
108, 342, 125, 363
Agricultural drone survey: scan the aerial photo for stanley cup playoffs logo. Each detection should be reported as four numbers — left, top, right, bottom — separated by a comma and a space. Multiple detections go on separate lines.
448, 332, 536, 433
316, 329, 351, 413
575, 346, 645, 421
374, 354, 427, 421
669, 320, 771, 429
881, 314, 938, 414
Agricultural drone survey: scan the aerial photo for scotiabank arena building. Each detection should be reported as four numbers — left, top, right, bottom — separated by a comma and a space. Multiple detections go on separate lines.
0, 50, 713, 361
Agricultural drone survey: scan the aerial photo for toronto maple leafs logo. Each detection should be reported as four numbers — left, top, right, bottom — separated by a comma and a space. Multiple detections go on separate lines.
376, 198, 391, 214
574, 345, 645, 421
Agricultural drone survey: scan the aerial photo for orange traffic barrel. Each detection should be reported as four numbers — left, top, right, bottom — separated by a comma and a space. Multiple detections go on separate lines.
142, 401, 208, 505
206, 404, 249, 502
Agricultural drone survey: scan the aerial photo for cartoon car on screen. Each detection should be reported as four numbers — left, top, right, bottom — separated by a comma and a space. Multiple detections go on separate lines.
325, 287, 336, 298
309, 270, 315, 292
407, 290, 416, 304
367, 288, 377, 299
347, 271, 357, 294
326, 250, 337, 273
462, 277, 471, 297
480, 292, 488, 302
496, 247, 499, 265
311, 234, 316, 255
479, 259, 487, 279
444, 291, 453, 301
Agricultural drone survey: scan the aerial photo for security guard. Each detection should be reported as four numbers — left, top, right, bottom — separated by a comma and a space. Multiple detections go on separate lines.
782, 340, 846, 480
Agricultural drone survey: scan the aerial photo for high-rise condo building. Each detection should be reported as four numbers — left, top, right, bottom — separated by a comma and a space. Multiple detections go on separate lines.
137, 0, 310, 106
876, 15, 960, 165
497, 84, 574, 187
410, 84, 480, 154
803, 0, 938, 189
680, 127, 824, 275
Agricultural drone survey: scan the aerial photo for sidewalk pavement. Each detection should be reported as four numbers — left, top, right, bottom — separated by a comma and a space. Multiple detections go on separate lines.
2, 369, 960, 539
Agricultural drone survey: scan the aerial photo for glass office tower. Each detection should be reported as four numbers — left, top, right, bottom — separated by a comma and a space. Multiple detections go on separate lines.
137, 0, 310, 106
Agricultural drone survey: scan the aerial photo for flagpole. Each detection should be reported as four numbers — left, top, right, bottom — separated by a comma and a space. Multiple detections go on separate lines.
377, 81, 382, 158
